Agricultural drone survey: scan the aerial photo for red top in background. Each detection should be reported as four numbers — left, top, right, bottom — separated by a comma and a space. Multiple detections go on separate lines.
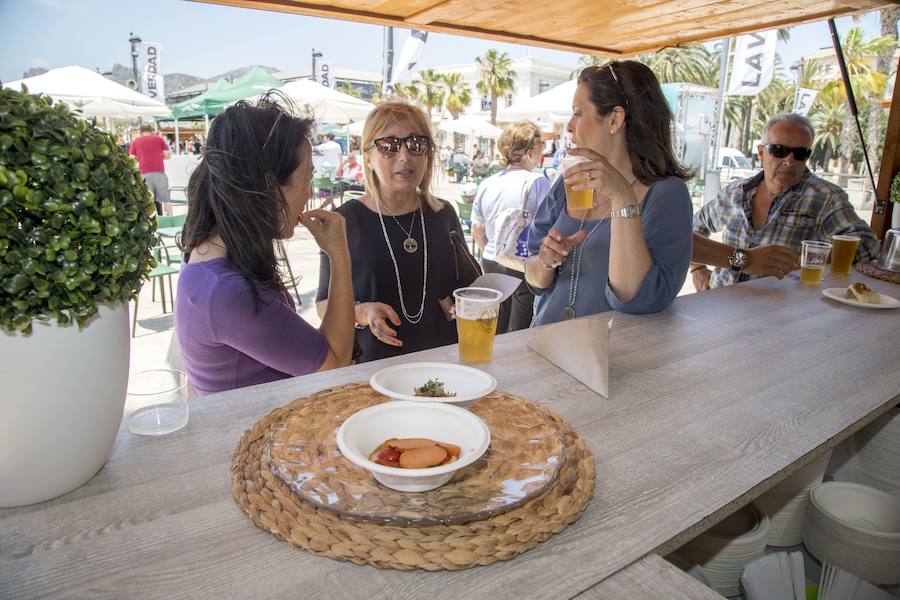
129, 135, 169, 174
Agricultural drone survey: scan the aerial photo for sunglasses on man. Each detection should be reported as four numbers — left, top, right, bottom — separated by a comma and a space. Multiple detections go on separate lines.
764, 144, 811, 161
371, 135, 431, 158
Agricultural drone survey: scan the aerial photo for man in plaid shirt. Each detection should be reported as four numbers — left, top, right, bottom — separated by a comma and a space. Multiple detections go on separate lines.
691, 113, 878, 290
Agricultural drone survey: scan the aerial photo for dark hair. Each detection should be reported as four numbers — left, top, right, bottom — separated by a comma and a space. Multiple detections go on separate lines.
139, 123, 153, 133
184, 93, 314, 306
578, 60, 693, 182
326, 132, 335, 140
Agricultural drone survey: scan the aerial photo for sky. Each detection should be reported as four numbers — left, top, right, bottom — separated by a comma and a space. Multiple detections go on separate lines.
0, 0, 890, 85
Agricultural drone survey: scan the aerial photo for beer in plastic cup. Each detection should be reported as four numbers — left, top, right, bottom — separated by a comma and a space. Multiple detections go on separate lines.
800, 240, 831, 285
453, 287, 502, 364
830, 234, 860, 276
561, 154, 593, 211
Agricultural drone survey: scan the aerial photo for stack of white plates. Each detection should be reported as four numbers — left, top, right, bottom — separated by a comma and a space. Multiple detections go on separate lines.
741, 551, 805, 600
756, 450, 832, 546
803, 481, 900, 585
672, 503, 770, 596
855, 408, 900, 491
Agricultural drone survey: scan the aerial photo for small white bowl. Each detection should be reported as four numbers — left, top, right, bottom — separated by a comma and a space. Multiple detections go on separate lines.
335, 401, 491, 492
369, 362, 497, 404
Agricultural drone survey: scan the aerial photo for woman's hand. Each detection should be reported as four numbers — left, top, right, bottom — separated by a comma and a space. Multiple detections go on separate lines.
300, 209, 348, 259
538, 227, 588, 269
565, 147, 636, 208
356, 302, 403, 347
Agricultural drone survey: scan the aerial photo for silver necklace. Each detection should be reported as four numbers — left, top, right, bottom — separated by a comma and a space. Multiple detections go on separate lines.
374, 195, 428, 324
563, 211, 606, 320
389, 210, 419, 253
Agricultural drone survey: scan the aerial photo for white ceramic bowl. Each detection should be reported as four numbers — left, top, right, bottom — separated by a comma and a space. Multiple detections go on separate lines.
369, 362, 497, 404
803, 481, 900, 584
335, 400, 491, 492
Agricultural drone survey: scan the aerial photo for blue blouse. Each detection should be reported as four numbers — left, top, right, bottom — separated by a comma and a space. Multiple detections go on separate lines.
527, 175, 693, 326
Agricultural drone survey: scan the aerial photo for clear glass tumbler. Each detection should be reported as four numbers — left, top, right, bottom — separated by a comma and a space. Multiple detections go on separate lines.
125, 369, 189, 436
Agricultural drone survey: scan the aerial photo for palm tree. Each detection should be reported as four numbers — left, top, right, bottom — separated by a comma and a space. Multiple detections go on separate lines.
810, 85, 846, 171
441, 72, 472, 119
571, 54, 605, 78
391, 82, 421, 104
638, 44, 718, 87
412, 68, 445, 121
866, 7, 899, 179
335, 81, 363, 100
475, 49, 516, 125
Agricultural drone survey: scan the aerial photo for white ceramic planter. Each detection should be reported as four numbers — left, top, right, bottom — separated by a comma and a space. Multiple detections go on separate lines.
0, 303, 130, 507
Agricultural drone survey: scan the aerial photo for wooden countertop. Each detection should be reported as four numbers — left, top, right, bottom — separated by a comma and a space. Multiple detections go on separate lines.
3, 272, 898, 599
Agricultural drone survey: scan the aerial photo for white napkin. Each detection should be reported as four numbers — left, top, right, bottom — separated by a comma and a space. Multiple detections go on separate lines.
470, 272, 522, 303
528, 315, 610, 397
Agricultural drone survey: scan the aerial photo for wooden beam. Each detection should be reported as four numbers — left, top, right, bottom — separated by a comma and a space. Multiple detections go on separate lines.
872, 56, 900, 238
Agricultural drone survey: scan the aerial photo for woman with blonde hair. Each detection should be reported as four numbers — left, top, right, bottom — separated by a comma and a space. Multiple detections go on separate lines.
316, 102, 480, 362
471, 120, 550, 332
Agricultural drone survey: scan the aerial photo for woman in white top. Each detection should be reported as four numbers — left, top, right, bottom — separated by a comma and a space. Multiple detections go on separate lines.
471, 120, 550, 332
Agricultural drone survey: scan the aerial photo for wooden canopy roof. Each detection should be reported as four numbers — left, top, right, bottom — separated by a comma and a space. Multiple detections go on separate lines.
194, 0, 894, 56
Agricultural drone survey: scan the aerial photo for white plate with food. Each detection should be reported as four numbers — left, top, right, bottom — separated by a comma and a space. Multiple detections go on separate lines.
369, 362, 497, 403
822, 283, 900, 310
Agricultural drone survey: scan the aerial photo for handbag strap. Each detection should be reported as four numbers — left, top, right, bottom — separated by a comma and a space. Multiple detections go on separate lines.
519, 173, 534, 212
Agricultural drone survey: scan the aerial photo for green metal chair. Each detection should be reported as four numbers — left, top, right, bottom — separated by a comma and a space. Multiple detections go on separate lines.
155, 214, 187, 266
311, 176, 334, 209
132, 241, 179, 337
454, 198, 478, 255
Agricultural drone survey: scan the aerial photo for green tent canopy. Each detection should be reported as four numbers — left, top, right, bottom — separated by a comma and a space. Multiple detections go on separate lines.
170, 78, 234, 120
170, 67, 284, 120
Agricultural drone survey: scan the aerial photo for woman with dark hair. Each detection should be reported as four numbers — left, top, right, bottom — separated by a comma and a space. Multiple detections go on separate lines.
175, 97, 355, 395
316, 102, 479, 363
525, 60, 693, 326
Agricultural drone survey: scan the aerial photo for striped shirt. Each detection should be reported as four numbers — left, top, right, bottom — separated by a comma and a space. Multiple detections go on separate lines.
693, 170, 879, 288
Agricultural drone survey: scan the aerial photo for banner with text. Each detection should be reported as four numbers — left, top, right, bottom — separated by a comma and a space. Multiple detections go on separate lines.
138, 42, 165, 102
792, 88, 818, 116
315, 61, 335, 88
390, 29, 428, 86
727, 31, 776, 96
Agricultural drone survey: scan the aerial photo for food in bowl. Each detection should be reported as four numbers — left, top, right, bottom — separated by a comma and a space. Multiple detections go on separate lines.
413, 378, 456, 397
369, 437, 462, 468
845, 282, 880, 303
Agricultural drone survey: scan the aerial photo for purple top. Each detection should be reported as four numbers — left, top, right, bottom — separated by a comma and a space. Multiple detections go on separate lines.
175, 258, 328, 395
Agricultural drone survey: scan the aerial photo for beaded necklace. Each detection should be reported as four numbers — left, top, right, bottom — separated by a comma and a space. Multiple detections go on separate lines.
563, 212, 606, 320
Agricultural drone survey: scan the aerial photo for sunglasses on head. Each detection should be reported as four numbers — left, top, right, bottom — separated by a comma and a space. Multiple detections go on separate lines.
764, 143, 811, 161
371, 134, 431, 158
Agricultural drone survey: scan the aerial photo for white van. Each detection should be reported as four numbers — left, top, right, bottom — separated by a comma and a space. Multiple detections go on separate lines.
718, 147, 756, 183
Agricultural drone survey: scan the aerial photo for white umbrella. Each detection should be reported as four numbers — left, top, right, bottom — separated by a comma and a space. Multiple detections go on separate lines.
437, 115, 502, 139
62, 98, 171, 119
5, 65, 169, 111
500, 79, 577, 122
275, 79, 374, 124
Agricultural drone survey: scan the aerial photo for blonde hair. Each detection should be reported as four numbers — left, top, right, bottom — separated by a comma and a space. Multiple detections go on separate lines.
497, 120, 542, 168
361, 102, 443, 212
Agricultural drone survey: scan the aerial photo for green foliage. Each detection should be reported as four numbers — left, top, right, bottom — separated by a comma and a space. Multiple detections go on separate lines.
0, 87, 156, 334
890, 172, 900, 204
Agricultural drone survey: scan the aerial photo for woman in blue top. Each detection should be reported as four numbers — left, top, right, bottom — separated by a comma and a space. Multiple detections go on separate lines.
525, 60, 693, 326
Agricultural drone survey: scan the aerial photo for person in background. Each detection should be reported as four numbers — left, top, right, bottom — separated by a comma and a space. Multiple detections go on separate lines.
317, 102, 477, 362
691, 113, 879, 291
129, 123, 171, 215
315, 132, 344, 172
526, 60, 693, 326
176, 96, 355, 395
472, 120, 550, 333
192, 136, 202, 154
334, 152, 365, 196
472, 149, 490, 179
451, 147, 471, 183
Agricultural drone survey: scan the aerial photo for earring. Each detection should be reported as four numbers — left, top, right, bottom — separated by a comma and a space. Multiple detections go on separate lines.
610, 129, 615, 135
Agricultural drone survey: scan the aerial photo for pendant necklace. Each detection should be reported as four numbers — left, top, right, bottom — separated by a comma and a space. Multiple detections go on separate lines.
389, 210, 419, 253
374, 194, 428, 324
563, 211, 606, 320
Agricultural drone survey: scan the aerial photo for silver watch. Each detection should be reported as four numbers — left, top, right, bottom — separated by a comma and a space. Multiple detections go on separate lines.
608, 204, 640, 219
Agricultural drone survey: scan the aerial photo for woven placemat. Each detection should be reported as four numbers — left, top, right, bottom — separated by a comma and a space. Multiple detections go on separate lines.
232, 383, 595, 571
857, 260, 900, 284
267, 386, 564, 525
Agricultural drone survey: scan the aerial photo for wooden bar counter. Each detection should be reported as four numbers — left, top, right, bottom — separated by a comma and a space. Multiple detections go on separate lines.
2, 272, 898, 599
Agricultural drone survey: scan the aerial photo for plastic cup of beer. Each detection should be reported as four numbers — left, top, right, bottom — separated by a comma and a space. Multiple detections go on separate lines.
830, 234, 860, 276
560, 154, 593, 212
454, 287, 503, 364
800, 240, 832, 285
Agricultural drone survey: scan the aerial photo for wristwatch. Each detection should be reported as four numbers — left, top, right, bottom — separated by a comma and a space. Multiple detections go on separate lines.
608, 204, 640, 219
728, 248, 749, 272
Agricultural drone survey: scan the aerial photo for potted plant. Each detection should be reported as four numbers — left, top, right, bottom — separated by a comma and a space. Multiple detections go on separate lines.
0, 87, 156, 507
890, 172, 900, 230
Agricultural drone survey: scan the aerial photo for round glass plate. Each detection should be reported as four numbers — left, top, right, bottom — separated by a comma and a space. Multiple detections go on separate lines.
267, 387, 564, 526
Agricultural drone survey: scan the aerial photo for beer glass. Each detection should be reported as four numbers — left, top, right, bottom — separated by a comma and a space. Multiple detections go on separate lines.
800, 240, 832, 285
454, 287, 503, 364
830, 234, 860, 276
561, 155, 593, 212
125, 369, 189, 436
